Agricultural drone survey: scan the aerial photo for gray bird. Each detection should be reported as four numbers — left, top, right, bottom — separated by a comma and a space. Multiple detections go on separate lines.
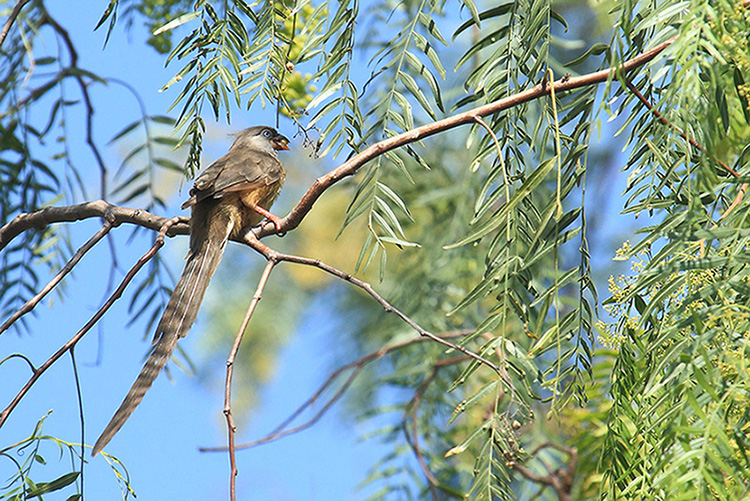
92, 126, 289, 456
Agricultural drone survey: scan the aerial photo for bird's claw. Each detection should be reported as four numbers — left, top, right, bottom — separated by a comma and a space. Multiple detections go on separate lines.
268, 215, 284, 235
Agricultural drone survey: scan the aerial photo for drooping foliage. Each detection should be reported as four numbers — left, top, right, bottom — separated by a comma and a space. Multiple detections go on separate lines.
1, 0, 749, 499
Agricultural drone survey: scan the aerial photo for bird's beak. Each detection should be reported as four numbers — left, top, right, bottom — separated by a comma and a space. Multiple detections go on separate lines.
272, 134, 290, 151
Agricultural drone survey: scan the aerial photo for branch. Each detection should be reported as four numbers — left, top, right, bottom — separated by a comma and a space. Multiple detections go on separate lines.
0, 218, 180, 429
404, 366, 441, 500
3, 40, 676, 249
211, 358, 363, 451
513, 443, 578, 501
625, 79, 736, 177
253, 38, 676, 238
0, 200, 189, 251
403, 356, 469, 499
0, 223, 112, 335
625, 77, 750, 253
200, 330, 473, 453
223, 259, 276, 501
0, 35, 677, 463
0, 0, 31, 48
246, 237, 501, 374
40, 4, 109, 199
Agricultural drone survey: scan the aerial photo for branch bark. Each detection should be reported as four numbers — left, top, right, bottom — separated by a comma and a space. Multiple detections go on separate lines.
200, 330, 473, 453
513, 443, 578, 501
245, 237, 502, 374
0, 0, 31, 48
0, 200, 188, 251
0, 36, 677, 457
223, 259, 276, 501
0, 223, 113, 335
1, 39, 675, 249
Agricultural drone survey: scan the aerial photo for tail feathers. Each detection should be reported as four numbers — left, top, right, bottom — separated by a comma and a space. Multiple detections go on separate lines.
92, 221, 231, 456
91, 334, 177, 456
153, 228, 229, 344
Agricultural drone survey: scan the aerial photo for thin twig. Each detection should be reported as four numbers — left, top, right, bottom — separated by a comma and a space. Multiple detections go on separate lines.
0, 0, 32, 48
199, 331, 472, 453
224, 363, 363, 452
718, 183, 748, 222
223, 259, 276, 501
1, 41, 676, 250
0, 222, 113, 335
0, 37, 679, 452
473, 116, 504, 160
246, 237, 501, 374
403, 356, 469, 498
69, 347, 85, 488
40, 5, 108, 199
404, 367, 440, 500
0, 218, 180, 429
625, 79, 736, 177
513, 442, 577, 501
625, 78, 750, 254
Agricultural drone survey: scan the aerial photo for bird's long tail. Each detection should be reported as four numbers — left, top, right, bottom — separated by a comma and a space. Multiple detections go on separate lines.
92, 214, 232, 456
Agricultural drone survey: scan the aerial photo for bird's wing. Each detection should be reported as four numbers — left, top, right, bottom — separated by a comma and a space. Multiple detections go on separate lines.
181, 153, 283, 209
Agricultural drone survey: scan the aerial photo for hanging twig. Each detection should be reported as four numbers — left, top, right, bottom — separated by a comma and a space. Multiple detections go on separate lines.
0, 0, 32, 48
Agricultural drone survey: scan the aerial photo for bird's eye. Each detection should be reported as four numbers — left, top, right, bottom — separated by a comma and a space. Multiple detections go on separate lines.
262, 129, 272, 137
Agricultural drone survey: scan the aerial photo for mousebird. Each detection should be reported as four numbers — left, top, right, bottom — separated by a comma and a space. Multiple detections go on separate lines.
92, 126, 289, 456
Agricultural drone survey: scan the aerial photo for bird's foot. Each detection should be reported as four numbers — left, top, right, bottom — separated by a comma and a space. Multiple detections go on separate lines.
252, 205, 284, 234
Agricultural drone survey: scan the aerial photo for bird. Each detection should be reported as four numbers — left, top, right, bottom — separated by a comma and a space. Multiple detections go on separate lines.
92, 126, 290, 456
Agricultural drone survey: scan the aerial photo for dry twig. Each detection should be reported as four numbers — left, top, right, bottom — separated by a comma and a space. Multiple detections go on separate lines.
513, 443, 578, 501
0, 223, 113, 335
199, 330, 473, 453
246, 237, 502, 373
0, 39, 679, 491
223, 260, 276, 501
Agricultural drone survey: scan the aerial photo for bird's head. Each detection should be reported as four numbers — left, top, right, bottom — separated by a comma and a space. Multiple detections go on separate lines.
231, 126, 290, 154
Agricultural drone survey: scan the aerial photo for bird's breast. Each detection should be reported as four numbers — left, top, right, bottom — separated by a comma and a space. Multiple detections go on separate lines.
235, 173, 285, 232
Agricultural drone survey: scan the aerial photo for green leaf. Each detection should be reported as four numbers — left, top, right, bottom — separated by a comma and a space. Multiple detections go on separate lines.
565, 42, 610, 67
25, 472, 80, 497
446, 158, 558, 248
153, 12, 200, 36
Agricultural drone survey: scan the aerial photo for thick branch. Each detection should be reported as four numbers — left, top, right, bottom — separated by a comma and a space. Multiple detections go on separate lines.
254, 38, 675, 238
3, 40, 675, 250
0, 200, 189, 251
0, 37, 677, 447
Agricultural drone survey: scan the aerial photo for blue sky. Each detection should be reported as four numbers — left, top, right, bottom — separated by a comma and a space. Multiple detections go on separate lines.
1, 2, 391, 499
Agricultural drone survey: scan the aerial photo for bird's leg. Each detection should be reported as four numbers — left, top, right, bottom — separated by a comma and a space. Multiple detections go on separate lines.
251, 205, 283, 233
